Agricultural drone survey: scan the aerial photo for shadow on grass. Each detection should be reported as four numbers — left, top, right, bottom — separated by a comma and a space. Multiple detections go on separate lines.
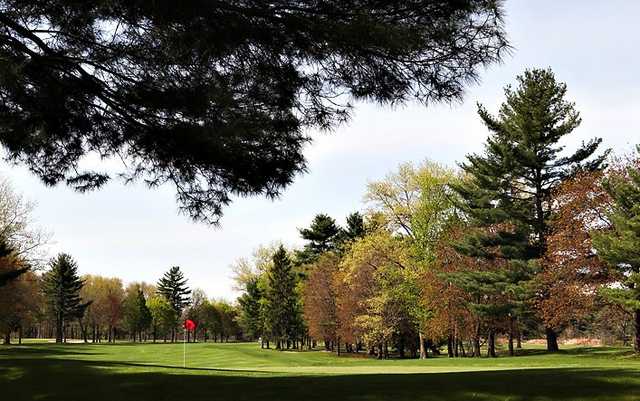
0, 346, 639, 401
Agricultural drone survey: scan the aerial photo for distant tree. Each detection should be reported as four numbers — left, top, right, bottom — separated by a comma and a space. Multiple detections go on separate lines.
147, 296, 177, 343
237, 277, 263, 341
217, 301, 241, 342
303, 253, 339, 350
340, 230, 415, 359
296, 214, 341, 265
593, 151, 640, 352
185, 289, 208, 342
265, 246, 299, 349
338, 212, 367, 246
202, 302, 223, 342
0, 264, 40, 344
0, 1, 509, 223
157, 266, 190, 341
453, 68, 608, 352
0, 241, 28, 288
365, 160, 460, 358
123, 285, 152, 342
42, 254, 87, 343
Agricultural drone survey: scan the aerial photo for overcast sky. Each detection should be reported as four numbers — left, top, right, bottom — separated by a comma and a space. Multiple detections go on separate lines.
7, 0, 639, 300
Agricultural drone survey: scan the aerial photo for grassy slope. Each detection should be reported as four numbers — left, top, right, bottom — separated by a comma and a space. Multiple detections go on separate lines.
1, 342, 639, 401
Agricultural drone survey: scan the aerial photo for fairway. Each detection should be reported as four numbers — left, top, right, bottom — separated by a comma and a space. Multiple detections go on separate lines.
1, 343, 639, 401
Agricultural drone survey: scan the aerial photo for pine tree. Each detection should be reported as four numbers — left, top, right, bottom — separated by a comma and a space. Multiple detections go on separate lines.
296, 214, 341, 265
237, 277, 263, 341
453, 68, 607, 352
42, 253, 86, 343
0, 241, 28, 287
338, 212, 367, 246
157, 266, 190, 341
123, 286, 152, 342
265, 246, 299, 349
593, 151, 640, 352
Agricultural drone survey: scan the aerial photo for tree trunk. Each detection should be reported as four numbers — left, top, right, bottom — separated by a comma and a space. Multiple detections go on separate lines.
487, 331, 496, 357
634, 309, 640, 353
447, 334, 454, 358
508, 317, 515, 356
545, 327, 559, 352
473, 336, 481, 357
418, 332, 427, 359
18, 326, 22, 345
55, 312, 63, 343
3, 331, 10, 345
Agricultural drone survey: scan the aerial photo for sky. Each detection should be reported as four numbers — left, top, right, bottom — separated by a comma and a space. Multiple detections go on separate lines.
6, 0, 640, 301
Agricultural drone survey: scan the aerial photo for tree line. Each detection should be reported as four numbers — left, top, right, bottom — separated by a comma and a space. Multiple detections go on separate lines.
0, 256, 241, 344
232, 68, 640, 358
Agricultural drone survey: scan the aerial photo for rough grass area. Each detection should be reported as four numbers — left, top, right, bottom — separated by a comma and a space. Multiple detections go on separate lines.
1, 342, 638, 400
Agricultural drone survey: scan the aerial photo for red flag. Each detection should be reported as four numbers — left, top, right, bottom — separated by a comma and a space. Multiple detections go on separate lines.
184, 319, 196, 331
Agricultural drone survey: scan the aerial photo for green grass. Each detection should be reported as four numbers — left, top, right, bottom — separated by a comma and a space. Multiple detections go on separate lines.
1, 342, 639, 400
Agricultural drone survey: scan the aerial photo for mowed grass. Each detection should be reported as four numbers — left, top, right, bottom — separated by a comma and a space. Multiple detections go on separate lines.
1, 342, 639, 401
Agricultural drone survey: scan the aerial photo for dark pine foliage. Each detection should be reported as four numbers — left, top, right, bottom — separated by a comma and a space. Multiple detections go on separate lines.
42, 253, 86, 343
296, 214, 341, 265
0, 240, 28, 287
341, 212, 367, 243
0, 1, 509, 223
156, 266, 191, 317
453, 68, 608, 352
265, 246, 299, 348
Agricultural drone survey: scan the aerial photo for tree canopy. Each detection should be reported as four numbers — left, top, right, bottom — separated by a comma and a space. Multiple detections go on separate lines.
0, 0, 508, 223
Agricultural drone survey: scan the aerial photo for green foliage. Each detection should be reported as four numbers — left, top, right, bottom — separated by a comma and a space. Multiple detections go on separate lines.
42, 253, 86, 342
237, 277, 263, 340
0, 1, 508, 223
452, 68, 607, 350
265, 246, 301, 345
455, 68, 607, 260
296, 214, 342, 265
123, 286, 152, 338
156, 266, 191, 318
147, 296, 177, 340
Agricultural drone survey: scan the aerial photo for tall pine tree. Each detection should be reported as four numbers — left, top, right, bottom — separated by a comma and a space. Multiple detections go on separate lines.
265, 246, 299, 349
454, 68, 607, 352
42, 253, 86, 343
157, 266, 191, 341
593, 151, 640, 352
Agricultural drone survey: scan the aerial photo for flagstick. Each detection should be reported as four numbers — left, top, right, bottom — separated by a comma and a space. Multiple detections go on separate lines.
183, 327, 186, 368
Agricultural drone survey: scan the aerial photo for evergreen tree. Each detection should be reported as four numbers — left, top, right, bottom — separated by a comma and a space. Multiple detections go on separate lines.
237, 277, 263, 341
296, 214, 341, 265
453, 68, 607, 352
0, 241, 28, 287
0, 1, 508, 224
123, 286, 152, 342
156, 266, 191, 341
338, 212, 367, 246
42, 253, 85, 343
265, 246, 299, 349
593, 151, 640, 352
